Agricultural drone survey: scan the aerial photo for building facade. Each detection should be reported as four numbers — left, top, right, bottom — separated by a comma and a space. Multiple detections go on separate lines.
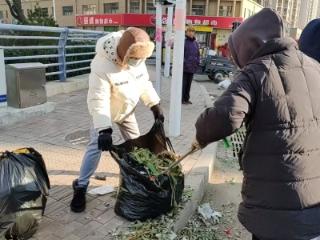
262, 0, 319, 38
0, 0, 262, 27
0, 0, 262, 52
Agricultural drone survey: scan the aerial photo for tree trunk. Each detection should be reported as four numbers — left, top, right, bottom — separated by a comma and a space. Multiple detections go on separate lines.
5, 0, 29, 24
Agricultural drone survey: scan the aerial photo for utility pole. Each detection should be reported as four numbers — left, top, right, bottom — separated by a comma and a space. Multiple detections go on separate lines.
0, 48, 7, 107
164, 5, 174, 78
155, 2, 163, 94
52, 0, 56, 20
169, 0, 186, 137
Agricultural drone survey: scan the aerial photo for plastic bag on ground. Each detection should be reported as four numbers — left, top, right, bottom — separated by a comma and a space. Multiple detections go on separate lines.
218, 79, 232, 89
88, 185, 114, 195
0, 148, 50, 240
198, 203, 222, 224
110, 121, 184, 221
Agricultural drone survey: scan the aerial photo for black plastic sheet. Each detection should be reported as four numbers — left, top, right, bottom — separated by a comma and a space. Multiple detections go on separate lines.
0, 148, 50, 240
111, 121, 184, 221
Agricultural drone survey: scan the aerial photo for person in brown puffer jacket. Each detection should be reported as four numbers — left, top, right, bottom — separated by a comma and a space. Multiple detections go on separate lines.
195, 8, 320, 240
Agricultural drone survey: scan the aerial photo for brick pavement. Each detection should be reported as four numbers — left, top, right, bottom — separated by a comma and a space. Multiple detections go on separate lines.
0, 66, 209, 240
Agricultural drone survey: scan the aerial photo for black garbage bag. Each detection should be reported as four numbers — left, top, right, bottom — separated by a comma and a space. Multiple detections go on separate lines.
0, 148, 50, 240
110, 121, 184, 221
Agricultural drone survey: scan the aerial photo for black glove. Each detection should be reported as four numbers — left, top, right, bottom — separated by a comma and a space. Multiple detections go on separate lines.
98, 128, 113, 151
151, 104, 164, 123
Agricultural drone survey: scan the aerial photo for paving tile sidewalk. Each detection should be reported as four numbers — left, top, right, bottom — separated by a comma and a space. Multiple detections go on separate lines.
0, 66, 208, 240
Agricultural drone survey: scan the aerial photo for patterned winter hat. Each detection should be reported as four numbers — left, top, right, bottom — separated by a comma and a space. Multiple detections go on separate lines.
117, 27, 155, 66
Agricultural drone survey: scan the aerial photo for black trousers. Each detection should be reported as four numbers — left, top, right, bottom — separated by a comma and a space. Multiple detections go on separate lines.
252, 235, 260, 240
182, 72, 194, 102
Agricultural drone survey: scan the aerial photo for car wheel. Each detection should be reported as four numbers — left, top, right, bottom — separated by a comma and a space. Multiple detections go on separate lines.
213, 71, 225, 83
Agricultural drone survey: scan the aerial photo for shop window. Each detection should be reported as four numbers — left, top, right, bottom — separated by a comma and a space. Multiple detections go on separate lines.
244, 8, 253, 18
82, 4, 96, 15
104, 2, 119, 13
219, 5, 232, 16
146, 0, 156, 14
104, 26, 119, 32
130, 0, 140, 13
146, 27, 155, 40
83, 26, 96, 30
40, 8, 49, 17
62, 6, 73, 16
192, 4, 205, 15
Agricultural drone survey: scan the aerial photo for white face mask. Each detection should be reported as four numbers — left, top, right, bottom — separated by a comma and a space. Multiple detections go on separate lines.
128, 58, 143, 67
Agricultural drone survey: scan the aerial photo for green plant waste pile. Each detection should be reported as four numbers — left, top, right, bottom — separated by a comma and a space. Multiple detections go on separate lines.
112, 187, 220, 240
130, 148, 182, 178
129, 148, 183, 204
113, 146, 185, 222
112, 187, 193, 240
112, 149, 220, 240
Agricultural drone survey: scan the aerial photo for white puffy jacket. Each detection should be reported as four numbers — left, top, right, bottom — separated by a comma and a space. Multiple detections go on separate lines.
87, 31, 160, 130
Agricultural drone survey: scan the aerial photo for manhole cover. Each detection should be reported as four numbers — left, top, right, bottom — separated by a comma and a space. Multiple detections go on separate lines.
65, 129, 90, 146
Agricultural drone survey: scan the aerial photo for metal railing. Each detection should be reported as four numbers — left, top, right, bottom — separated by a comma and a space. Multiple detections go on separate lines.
0, 24, 107, 81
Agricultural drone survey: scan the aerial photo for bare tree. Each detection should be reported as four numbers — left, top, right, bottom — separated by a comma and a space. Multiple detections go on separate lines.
5, 0, 29, 24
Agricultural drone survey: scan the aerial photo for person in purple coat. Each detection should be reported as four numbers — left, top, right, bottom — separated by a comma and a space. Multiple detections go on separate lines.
182, 26, 200, 104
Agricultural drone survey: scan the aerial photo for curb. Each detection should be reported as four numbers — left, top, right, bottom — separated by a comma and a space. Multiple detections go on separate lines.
0, 102, 56, 127
193, 74, 210, 81
173, 143, 217, 232
172, 82, 216, 232
46, 75, 89, 97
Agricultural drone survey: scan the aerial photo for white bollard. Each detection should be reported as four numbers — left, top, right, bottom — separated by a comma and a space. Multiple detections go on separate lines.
169, 0, 186, 137
155, 4, 163, 95
164, 5, 174, 78
0, 48, 7, 107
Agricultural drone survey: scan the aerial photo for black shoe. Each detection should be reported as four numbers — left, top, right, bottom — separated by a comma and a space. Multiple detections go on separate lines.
70, 179, 86, 213
187, 101, 192, 104
182, 101, 188, 104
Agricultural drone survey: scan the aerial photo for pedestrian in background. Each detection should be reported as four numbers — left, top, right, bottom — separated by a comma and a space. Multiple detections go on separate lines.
299, 18, 320, 63
182, 25, 200, 105
195, 8, 320, 240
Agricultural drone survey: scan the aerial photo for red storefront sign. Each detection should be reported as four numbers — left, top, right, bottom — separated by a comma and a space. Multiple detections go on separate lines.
76, 14, 242, 29
76, 14, 123, 26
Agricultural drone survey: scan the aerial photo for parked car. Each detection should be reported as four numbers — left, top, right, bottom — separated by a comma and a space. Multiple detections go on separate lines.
201, 55, 236, 83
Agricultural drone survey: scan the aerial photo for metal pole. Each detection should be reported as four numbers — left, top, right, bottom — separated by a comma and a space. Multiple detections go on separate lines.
155, 3, 162, 94
52, 0, 56, 20
0, 48, 7, 107
164, 5, 174, 78
58, 28, 69, 81
169, 0, 186, 137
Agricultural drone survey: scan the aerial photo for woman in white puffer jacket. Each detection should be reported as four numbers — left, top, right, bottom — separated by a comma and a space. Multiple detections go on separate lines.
70, 27, 164, 213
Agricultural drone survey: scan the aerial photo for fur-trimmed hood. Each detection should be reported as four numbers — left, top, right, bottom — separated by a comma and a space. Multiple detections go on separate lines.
95, 31, 124, 65
120, 41, 154, 67
95, 29, 154, 67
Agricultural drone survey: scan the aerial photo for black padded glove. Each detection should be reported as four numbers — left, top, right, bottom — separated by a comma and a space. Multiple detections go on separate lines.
151, 104, 165, 123
98, 128, 113, 151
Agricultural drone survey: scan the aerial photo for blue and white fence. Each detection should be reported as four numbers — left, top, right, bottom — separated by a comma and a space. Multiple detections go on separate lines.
0, 23, 107, 105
